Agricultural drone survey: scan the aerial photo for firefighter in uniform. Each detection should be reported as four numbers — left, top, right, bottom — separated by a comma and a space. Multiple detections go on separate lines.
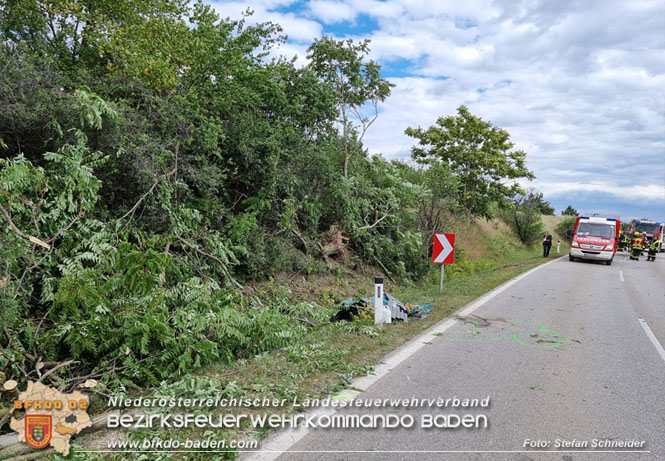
618, 232, 630, 251
647, 238, 661, 261
630, 232, 645, 261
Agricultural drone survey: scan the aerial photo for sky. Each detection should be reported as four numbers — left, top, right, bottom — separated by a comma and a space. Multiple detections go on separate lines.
207, 0, 665, 221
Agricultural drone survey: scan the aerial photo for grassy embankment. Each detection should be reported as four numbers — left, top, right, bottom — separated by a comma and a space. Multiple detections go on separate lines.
68, 216, 569, 460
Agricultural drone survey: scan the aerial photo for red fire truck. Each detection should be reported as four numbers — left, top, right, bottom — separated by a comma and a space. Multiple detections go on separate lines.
569, 216, 620, 265
631, 219, 664, 252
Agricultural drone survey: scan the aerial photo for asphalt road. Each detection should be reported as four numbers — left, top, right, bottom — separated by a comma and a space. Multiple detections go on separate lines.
266, 251, 665, 460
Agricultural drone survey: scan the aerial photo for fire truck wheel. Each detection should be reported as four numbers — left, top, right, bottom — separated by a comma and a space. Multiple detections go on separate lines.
605, 258, 613, 266
569, 254, 575, 262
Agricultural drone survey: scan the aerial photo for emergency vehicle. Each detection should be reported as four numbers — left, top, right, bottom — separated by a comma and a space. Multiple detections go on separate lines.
569, 216, 620, 265
631, 219, 664, 252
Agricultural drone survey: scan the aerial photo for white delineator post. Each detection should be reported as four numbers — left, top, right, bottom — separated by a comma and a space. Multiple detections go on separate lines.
374, 276, 384, 325
439, 265, 444, 293
557, 240, 561, 253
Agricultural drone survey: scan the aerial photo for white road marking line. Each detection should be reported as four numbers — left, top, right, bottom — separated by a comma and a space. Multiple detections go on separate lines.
246, 256, 566, 461
639, 318, 665, 364
619, 270, 624, 282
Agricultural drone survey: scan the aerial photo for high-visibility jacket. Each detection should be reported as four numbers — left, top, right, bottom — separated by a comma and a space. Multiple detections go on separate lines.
632, 237, 645, 250
650, 240, 661, 252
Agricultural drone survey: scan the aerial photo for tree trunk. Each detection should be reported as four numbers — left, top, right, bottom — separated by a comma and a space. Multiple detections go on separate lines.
342, 108, 349, 180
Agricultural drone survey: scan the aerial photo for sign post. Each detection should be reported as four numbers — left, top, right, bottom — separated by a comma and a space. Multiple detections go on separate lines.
439, 265, 444, 293
432, 233, 456, 293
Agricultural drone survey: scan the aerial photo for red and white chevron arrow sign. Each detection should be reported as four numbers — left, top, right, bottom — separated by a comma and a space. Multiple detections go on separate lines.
432, 233, 455, 264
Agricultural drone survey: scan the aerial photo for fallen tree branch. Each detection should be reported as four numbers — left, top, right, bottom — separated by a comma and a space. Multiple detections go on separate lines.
0, 187, 83, 249
35, 360, 75, 385
291, 229, 309, 254
0, 411, 11, 433
176, 237, 240, 288
2, 327, 12, 350
371, 254, 396, 284
358, 212, 392, 231
63, 355, 156, 392
0, 203, 28, 240
117, 173, 170, 222
295, 317, 317, 327
46, 209, 84, 245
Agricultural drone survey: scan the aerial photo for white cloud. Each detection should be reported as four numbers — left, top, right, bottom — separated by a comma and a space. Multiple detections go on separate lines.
207, 0, 665, 217
308, 1, 355, 23
538, 182, 665, 203
209, 1, 322, 42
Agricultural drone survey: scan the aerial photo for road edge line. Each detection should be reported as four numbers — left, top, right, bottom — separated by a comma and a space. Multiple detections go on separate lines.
638, 318, 665, 363
245, 255, 566, 461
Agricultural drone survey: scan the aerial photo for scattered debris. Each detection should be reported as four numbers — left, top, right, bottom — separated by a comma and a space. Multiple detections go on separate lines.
329, 299, 372, 322
384, 293, 409, 322
406, 303, 432, 320
330, 293, 432, 323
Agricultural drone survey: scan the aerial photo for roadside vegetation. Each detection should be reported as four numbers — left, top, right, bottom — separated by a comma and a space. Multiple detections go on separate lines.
64, 218, 567, 460
0, 1, 565, 457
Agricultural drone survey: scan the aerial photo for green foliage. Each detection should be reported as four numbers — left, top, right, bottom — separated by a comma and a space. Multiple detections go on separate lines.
530, 191, 555, 215
341, 156, 430, 279
307, 36, 394, 179
501, 192, 546, 246
486, 235, 519, 258
0, 133, 328, 390
561, 205, 578, 216
424, 251, 494, 282
406, 105, 535, 222
0, 0, 539, 397
556, 216, 578, 242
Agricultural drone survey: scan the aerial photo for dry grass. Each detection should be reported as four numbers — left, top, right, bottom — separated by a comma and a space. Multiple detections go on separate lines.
542, 215, 566, 235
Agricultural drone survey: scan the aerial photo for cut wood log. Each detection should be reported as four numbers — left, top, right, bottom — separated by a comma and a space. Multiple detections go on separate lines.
77, 379, 98, 390
1, 380, 18, 401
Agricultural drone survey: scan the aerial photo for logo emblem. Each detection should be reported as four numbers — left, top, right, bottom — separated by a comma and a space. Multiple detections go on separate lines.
25, 415, 52, 449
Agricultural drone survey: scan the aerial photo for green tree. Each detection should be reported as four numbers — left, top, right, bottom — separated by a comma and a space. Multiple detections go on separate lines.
307, 36, 393, 179
406, 106, 534, 222
0, 0, 189, 85
561, 205, 578, 216
503, 192, 545, 246
531, 191, 555, 215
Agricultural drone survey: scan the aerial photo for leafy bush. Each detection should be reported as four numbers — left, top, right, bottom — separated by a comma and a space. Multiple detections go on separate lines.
501, 193, 545, 246
556, 216, 578, 242
0, 141, 327, 390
